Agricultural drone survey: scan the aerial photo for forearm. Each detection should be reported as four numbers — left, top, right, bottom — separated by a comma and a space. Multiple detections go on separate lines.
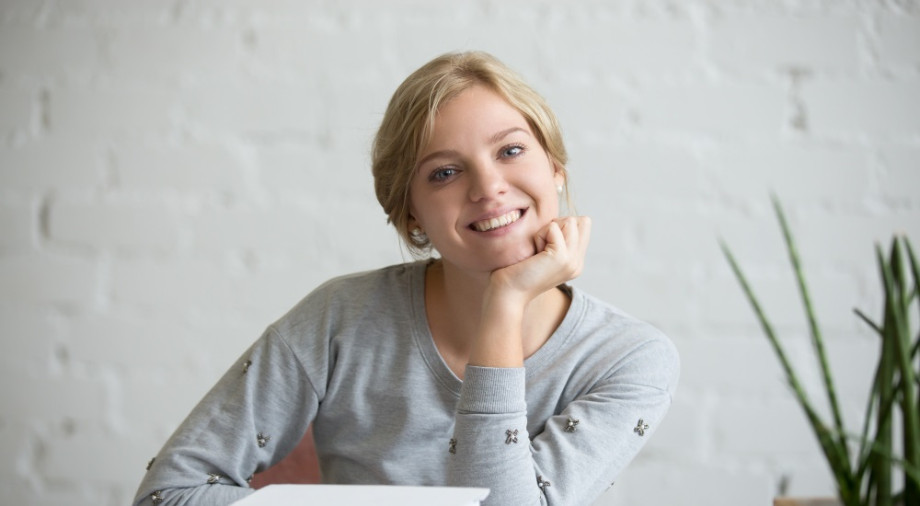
447, 366, 544, 506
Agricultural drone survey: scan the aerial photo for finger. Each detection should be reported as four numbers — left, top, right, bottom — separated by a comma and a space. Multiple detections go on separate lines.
557, 216, 580, 248
575, 216, 591, 254
541, 221, 566, 256
570, 216, 591, 276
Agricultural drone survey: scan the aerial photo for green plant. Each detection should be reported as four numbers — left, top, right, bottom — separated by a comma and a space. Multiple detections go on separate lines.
720, 197, 920, 506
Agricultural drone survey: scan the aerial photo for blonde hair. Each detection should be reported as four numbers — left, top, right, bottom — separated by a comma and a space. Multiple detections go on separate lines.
372, 51, 569, 255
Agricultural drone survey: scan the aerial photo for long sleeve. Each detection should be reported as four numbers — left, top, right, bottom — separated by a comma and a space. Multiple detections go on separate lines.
448, 335, 680, 506
133, 328, 319, 506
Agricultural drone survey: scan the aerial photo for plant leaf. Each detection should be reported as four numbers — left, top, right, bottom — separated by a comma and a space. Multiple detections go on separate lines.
772, 195, 851, 465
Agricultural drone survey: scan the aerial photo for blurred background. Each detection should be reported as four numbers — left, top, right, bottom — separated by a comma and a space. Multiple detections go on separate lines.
1, 0, 918, 504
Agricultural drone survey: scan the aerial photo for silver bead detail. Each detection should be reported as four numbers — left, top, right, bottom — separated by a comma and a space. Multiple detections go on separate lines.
537, 475, 551, 492
505, 429, 519, 444
146, 457, 155, 471
207, 473, 221, 484
634, 418, 649, 436
151, 490, 164, 504
242, 360, 252, 374
257, 432, 271, 448
448, 438, 457, 454
564, 417, 579, 433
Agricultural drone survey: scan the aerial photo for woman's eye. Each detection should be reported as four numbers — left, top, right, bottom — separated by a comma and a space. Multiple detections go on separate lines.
429, 167, 458, 182
500, 144, 525, 158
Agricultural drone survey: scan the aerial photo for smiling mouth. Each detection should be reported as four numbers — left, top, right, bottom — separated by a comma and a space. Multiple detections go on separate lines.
471, 209, 523, 232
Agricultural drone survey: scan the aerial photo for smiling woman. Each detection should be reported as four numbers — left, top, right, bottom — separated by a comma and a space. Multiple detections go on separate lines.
132, 51, 679, 506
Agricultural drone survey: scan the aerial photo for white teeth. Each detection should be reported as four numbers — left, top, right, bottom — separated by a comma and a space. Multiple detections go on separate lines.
473, 210, 522, 232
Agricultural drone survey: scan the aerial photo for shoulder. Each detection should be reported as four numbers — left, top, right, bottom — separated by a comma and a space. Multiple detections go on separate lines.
271, 261, 425, 336
567, 288, 680, 394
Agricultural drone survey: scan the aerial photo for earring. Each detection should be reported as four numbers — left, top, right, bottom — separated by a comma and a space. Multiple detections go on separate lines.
410, 228, 426, 241
556, 185, 564, 194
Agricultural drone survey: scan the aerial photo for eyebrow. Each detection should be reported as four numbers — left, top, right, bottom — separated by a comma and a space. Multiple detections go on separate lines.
488, 126, 528, 144
416, 126, 530, 169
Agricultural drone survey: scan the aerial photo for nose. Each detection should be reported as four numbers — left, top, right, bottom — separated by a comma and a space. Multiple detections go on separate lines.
467, 160, 507, 202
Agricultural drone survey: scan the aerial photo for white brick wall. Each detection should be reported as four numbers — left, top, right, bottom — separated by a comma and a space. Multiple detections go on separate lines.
1, 1, 918, 505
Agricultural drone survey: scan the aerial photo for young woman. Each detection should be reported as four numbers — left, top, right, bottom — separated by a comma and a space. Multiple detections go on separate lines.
134, 51, 679, 506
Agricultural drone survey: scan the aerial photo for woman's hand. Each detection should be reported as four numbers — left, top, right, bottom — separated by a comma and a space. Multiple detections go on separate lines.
488, 215, 592, 304
468, 216, 591, 369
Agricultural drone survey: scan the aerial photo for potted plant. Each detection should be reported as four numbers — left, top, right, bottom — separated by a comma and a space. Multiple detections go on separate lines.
720, 197, 920, 506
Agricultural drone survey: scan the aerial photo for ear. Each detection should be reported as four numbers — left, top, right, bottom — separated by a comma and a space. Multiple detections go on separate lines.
553, 162, 566, 188
407, 213, 422, 234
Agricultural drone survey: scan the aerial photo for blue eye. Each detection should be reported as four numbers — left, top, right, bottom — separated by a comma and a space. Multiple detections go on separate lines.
429, 167, 458, 182
501, 144, 525, 158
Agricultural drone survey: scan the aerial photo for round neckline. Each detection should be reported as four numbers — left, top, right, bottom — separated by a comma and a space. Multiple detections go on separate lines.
408, 260, 584, 395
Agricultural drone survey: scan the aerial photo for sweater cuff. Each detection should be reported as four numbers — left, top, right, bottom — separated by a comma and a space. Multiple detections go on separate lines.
457, 366, 526, 414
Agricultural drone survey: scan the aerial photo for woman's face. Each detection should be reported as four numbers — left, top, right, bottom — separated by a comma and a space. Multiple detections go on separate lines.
408, 85, 564, 275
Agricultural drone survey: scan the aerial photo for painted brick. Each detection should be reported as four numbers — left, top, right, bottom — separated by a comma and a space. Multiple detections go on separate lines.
638, 390, 707, 460
713, 396, 827, 457
776, 461, 839, 499
579, 265, 697, 329
704, 144, 870, 202
710, 14, 860, 70
0, 26, 100, 77
879, 145, 920, 201
794, 208, 920, 267
110, 257, 237, 314
701, 265, 861, 331
575, 144, 703, 204
120, 370, 235, 439
877, 13, 920, 69
0, 140, 101, 191
189, 206, 326, 256
0, 421, 31, 478
247, 18, 391, 82
318, 80, 395, 143
0, 371, 106, 421
0, 86, 34, 134
547, 14, 698, 76
603, 459, 774, 506
635, 82, 787, 137
49, 86, 177, 138
802, 80, 920, 135
0, 200, 34, 252
0, 307, 59, 365
182, 81, 323, 136
542, 82, 630, 141
64, 314, 210, 370
256, 144, 353, 195
38, 0, 172, 23
105, 26, 243, 83
0, 255, 98, 306
48, 198, 182, 253
112, 144, 248, 193
0, 0, 44, 19
678, 337, 790, 395
39, 430, 152, 485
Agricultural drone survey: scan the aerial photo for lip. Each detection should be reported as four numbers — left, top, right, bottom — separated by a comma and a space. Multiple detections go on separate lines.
467, 207, 527, 233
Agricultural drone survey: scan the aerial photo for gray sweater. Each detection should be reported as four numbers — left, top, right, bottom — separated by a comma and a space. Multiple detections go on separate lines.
134, 261, 679, 506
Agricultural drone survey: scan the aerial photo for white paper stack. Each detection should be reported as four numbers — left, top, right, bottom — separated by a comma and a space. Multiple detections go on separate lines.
230, 484, 490, 506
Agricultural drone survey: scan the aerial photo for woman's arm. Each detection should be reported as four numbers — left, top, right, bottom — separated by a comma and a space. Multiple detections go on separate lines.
469, 216, 591, 369
447, 216, 601, 505
449, 335, 679, 505
133, 328, 319, 506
